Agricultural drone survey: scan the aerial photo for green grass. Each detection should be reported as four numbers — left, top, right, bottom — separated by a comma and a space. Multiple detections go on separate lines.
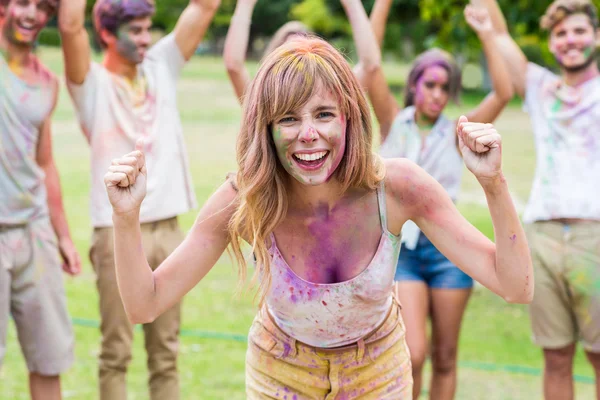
0, 48, 595, 399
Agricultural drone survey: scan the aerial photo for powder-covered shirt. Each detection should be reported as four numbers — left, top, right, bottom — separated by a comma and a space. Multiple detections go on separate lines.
266, 181, 401, 348
379, 106, 462, 249
0, 55, 56, 224
523, 62, 600, 223
67, 33, 197, 227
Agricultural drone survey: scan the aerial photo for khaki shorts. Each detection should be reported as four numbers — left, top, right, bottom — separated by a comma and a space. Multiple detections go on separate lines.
246, 299, 413, 399
0, 218, 74, 375
527, 221, 600, 352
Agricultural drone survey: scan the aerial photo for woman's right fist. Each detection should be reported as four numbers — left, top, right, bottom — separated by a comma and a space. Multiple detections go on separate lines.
104, 139, 147, 217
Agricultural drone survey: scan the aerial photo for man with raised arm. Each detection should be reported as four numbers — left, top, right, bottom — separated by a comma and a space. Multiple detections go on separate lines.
0, 1, 81, 399
58, 0, 221, 399
478, 1, 600, 398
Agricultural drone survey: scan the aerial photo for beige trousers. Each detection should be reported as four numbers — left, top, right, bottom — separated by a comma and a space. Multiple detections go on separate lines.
90, 217, 184, 400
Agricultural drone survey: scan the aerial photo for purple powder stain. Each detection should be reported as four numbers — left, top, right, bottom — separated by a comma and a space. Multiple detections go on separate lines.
510, 234, 517, 243
282, 342, 292, 358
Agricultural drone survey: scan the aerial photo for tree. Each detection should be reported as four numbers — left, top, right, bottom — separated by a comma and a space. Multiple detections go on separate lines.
322, 0, 426, 56
420, 0, 600, 66
291, 0, 349, 36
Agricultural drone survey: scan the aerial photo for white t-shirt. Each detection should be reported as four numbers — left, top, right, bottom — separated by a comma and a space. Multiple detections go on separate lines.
523, 62, 600, 223
68, 34, 197, 227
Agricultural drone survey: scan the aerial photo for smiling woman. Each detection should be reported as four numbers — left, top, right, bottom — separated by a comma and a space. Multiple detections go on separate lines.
105, 34, 533, 399
273, 89, 348, 184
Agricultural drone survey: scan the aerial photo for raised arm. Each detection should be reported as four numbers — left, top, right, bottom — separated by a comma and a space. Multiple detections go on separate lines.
471, 0, 528, 97
58, 0, 91, 85
464, 5, 514, 123
387, 117, 533, 303
223, 0, 257, 101
172, 0, 222, 62
104, 142, 237, 324
370, 0, 393, 49
37, 79, 81, 276
341, 0, 399, 142
353, 0, 393, 89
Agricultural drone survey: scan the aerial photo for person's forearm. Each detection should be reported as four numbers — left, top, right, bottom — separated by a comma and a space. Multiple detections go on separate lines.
44, 162, 71, 241
223, 2, 253, 99
224, 2, 253, 70
113, 213, 158, 324
479, 30, 513, 101
58, 0, 86, 34
369, 0, 393, 49
481, 174, 533, 304
472, 0, 508, 33
341, 0, 381, 71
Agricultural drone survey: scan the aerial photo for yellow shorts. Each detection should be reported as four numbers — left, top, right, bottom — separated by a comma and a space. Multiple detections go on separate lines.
246, 299, 412, 399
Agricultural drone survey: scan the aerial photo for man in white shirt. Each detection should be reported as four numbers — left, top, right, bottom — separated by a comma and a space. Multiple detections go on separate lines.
0, 0, 81, 399
58, 1, 220, 399
480, 1, 600, 399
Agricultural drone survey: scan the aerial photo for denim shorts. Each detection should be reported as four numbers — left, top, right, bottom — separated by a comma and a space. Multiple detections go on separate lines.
394, 233, 474, 289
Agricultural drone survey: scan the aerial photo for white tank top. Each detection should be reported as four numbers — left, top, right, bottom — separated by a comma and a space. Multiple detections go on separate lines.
0, 55, 55, 224
266, 181, 401, 348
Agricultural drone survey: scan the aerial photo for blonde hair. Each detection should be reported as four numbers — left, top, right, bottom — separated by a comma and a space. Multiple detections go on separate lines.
541, 0, 599, 31
263, 21, 310, 57
229, 36, 385, 303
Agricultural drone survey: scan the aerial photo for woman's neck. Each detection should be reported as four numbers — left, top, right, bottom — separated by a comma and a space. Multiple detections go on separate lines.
287, 178, 348, 215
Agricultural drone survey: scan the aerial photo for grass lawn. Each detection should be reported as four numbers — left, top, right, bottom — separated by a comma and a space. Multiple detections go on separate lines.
0, 47, 595, 399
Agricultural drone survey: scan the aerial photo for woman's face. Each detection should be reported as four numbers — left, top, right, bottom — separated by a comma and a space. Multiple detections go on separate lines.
412, 65, 450, 121
272, 85, 347, 186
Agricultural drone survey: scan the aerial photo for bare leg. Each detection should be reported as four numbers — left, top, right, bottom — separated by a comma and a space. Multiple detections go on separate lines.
429, 288, 472, 400
396, 281, 430, 399
30, 373, 61, 400
543, 344, 576, 400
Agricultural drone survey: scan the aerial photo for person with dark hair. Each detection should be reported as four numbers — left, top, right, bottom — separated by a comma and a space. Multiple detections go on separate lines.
346, 0, 514, 398
57, 0, 221, 399
0, 0, 81, 399
479, 0, 600, 398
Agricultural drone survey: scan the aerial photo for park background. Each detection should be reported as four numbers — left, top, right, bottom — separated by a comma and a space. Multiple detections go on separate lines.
1, 0, 599, 398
